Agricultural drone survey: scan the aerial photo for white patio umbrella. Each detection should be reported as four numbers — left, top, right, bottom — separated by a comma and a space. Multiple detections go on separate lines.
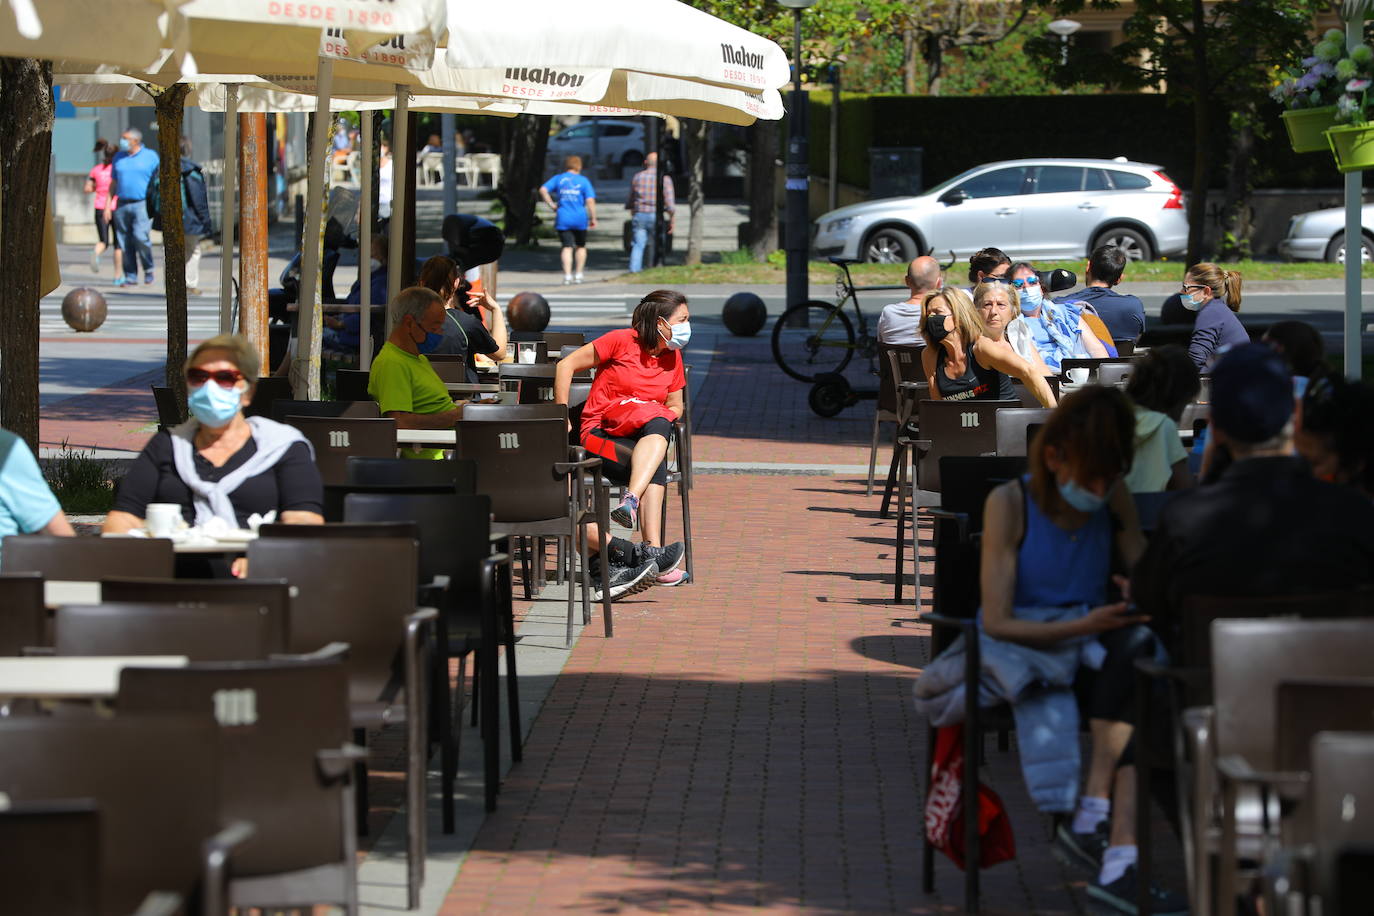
1, 0, 189, 70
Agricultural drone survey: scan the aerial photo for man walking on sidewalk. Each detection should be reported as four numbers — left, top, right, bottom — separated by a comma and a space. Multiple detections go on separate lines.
110, 128, 159, 287
539, 156, 597, 285
179, 137, 214, 295
626, 152, 675, 273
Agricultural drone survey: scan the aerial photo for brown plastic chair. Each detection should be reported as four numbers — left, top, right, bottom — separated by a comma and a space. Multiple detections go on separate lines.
455, 417, 609, 646
543, 331, 585, 353
53, 603, 273, 662
345, 492, 514, 823
99, 577, 292, 654
498, 363, 559, 404
150, 385, 184, 428
1275, 677, 1374, 773
118, 660, 364, 915
462, 402, 568, 423
1, 535, 174, 581
0, 715, 250, 916
1308, 732, 1374, 911
244, 535, 434, 909
869, 344, 924, 498
429, 357, 469, 383
0, 571, 44, 654
1204, 619, 1374, 915
244, 376, 293, 418
345, 456, 477, 493
0, 799, 103, 915
333, 368, 371, 402
280, 416, 397, 487
1010, 375, 1062, 408
1098, 363, 1135, 388
994, 407, 1053, 457
268, 399, 380, 423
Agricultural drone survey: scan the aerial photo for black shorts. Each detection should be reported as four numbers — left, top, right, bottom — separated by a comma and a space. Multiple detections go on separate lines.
582, 419, 672, 487
558, 228, 588, 248
94, 209, 110, 245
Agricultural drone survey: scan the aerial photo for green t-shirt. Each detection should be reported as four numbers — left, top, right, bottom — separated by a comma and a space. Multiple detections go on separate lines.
368, 342, 457, 460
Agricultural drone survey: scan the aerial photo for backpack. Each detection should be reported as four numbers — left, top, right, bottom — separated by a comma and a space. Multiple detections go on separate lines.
146, 167, 196, 233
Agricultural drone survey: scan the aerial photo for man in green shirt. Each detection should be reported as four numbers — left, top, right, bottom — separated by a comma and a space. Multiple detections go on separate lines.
369, 287, 464, 457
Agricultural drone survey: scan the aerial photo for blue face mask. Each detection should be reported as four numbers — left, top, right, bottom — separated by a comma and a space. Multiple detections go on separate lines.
660, 319, 691, 351
1180, 290, 1203, 311
118, 137, 131, 152
1018, 287, 1042, 315
188, 380, 243, 428
1059, 477, 1105, 513
410, 317, 443, 354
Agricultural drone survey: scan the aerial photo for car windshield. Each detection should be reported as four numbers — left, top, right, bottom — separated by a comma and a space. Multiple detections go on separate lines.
923, 166, 984, 197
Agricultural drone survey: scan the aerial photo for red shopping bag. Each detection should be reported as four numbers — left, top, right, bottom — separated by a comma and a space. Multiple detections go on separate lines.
925, 724, 1016, 870
600, 397, 676, 437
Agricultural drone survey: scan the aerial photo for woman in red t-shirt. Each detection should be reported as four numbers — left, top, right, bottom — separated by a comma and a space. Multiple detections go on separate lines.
555, 290, 691, 597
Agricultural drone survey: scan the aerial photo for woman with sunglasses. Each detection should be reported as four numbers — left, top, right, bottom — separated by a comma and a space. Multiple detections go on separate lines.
921, 286, 1056, 407
1180, 262, 1246, 370
1010, 263, 1109, 372
105, 335, 324, 566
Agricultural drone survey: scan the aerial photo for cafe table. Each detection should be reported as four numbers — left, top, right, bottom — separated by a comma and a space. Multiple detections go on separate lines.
0, 656, 187, 701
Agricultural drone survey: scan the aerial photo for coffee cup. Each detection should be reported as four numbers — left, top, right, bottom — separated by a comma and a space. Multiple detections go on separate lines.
518, 342, 538, 365
144, 503, 183, 538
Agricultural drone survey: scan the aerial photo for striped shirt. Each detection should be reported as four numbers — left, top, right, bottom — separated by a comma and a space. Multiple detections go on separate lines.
627, 167, 675, 215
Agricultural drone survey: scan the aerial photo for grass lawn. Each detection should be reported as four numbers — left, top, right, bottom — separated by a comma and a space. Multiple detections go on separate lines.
627, 257, 1374, 287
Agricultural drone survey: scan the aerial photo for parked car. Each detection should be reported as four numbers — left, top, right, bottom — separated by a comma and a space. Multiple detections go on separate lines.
811, 157, 1189, 263
1278, 203, 1374, 263
545, 119, 646, 174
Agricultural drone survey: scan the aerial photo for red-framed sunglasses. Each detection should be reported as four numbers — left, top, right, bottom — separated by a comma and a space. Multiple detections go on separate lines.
186, 368, 244, 388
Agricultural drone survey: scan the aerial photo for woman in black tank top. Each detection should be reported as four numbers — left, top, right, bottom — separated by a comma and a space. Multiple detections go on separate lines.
920, 286, 1057, 408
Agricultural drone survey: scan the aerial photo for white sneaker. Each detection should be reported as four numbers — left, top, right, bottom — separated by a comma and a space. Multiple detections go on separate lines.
562, 275, 573, 285
573, 273, 584, 284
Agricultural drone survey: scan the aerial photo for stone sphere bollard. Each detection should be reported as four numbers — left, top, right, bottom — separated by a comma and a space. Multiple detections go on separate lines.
61, 287, 108, 333
507, 291, 551, 333
722, 291, 767, 337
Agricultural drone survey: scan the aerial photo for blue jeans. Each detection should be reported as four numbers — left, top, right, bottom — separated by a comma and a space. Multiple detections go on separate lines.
628, 211, 655, 273
112, 201, 154, 280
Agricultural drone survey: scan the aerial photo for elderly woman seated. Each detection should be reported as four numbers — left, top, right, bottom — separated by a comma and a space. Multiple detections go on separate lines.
105, 334, 323, 572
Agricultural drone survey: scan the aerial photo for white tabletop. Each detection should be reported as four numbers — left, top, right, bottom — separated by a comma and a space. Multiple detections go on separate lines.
0, 656, 188, 700
397, 428, 457, 446
45, 580, 102, 607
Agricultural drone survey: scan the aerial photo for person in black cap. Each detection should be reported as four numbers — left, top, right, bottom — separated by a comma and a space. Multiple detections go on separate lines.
1131, 343, 1374, 655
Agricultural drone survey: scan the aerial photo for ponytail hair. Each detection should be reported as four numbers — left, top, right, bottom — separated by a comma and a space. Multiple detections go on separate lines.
1187, 262, 1243, 312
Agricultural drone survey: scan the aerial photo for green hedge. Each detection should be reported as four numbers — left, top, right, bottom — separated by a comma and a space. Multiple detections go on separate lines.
796, 93, 1338, 193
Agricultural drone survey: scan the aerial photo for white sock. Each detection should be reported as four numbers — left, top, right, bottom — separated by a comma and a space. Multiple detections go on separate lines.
1072, 795, 1111, 834
1098, 844, 1138, 886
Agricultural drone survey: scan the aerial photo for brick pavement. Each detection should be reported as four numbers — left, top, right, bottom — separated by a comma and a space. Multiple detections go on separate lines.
39, 369, 160, 453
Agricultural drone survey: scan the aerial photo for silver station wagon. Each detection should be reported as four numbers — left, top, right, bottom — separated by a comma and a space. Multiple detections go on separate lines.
812, 157, 1190, 263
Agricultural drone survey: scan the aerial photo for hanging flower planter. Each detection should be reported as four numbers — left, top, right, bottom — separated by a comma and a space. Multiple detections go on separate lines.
1326, 122, 1374, 172
1283, 106, 1342, 152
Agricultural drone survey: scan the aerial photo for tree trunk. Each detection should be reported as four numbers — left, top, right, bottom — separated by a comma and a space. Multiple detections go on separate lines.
926, 37, 944, 97
499, 114, 552, 246
746, 118, 778, 261
1185, 0, 1210, 265
1218, 104, 1256, 261
0, 59, 53, 450
153, 84, 192, 409
683, 118, 708, 266
903, 28, 918, 95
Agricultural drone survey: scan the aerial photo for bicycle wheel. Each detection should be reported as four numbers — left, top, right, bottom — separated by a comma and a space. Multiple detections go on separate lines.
771, 301, 856, 383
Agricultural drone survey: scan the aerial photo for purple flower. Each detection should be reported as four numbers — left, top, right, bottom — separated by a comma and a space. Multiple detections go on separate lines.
1313, 61, 1336, 78
1297, 72, 1320, 90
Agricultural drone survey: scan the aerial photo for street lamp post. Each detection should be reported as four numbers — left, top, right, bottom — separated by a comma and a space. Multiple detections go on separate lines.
1047, 18, 1081, 67
778, 0, 816, 324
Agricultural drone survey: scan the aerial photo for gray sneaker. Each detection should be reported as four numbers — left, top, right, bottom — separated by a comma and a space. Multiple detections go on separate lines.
590, 559, 658, 602
1054, 821, 1109, 872
638, 542, 684, 574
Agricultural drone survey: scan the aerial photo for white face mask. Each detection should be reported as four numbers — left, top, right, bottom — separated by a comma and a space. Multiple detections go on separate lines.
369, 258, 382, 273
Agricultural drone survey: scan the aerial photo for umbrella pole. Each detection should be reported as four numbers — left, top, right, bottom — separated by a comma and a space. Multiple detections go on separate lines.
387, 85, 409, 333
1345, 15, 1364, 380
219, 83, 238, 334
360, 110, 374, 370
294, 58, 334, 400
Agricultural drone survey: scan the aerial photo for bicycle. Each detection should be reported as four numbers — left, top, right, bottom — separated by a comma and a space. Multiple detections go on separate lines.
770, 256, 905, 384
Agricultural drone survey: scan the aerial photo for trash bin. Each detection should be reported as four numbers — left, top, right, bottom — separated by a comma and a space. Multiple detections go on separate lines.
869, 147, 923, 199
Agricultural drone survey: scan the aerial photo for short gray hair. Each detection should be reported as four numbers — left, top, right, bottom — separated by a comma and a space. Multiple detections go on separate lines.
391, 286, 442, 332
124, 127, 142, 143
189, 333, 260, 383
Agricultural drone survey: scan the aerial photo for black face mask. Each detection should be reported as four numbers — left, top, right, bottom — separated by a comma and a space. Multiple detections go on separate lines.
925, 314, 951, 345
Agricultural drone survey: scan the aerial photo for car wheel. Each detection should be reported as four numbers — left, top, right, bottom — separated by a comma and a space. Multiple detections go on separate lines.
1092, 227, 1152, 261
621, 150, 645, 168
863, 227, 918, 263
1325, 232, 1374, 265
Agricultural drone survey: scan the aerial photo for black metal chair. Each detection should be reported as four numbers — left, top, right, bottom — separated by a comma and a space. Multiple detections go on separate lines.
0, 572, 45, 654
